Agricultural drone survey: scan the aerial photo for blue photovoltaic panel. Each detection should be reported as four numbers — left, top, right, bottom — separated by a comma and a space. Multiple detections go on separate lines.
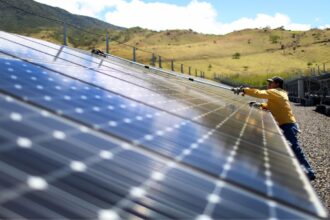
0, 31, 328, 219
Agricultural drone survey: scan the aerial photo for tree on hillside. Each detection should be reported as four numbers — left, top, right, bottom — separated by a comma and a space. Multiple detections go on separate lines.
269, 35, 280, 44
208, 64, 212, 71
232, 52, 241, 59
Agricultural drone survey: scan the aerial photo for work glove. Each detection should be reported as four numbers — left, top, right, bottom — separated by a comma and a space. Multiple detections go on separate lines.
248, 101, 262, 108
231, 86, 245, 95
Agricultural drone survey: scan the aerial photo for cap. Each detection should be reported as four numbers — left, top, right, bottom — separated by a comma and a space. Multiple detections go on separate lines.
267, 76, 283, 84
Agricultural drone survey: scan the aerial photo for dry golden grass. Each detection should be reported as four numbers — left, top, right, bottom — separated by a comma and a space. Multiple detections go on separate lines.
29, 28, 330, 86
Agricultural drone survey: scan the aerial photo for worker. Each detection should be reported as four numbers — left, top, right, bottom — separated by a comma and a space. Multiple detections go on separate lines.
232, 76, 316, 181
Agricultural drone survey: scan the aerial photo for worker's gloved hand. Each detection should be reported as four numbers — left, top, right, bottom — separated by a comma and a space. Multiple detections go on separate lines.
231, 86, 245, 95
248, 101, 262, 108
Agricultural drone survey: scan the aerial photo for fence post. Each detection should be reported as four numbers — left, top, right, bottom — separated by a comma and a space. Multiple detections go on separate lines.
106, 32, 109, 54
151, 53, 155, 66
63, 22, 67, 46
159, 56, 162, 68
323, 63, 326, 72
133, 47, 136, 62
298, 79, 305, 100
318, 65, 320, 74
195, 69, 197, 76
171, 60, 174, 71
181, 64, 184, 73
189, 66, 191, 75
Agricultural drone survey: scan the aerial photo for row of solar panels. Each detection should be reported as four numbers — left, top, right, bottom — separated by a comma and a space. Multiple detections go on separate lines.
0, 31, 328, 219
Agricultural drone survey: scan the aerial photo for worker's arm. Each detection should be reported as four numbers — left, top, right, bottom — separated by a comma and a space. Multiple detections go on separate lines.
243, 88, 270, 99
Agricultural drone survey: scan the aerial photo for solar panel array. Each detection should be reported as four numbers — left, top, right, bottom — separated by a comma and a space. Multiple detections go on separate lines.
0, 31, 328, 219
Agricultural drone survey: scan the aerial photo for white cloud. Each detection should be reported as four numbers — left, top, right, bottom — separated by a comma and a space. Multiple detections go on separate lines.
220, 13, 311, 34
104, 0, 311, 34
105, 0, 218, 33
34, 0, 121, 17
35, 0, 312, 34
319, 24, 330, 29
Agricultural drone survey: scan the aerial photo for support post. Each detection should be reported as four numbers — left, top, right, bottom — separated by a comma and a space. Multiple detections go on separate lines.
151, 53, 155, 66
171, 60, 174, 71
106, 32, 109, 54
133, 47, 136, 62
189, 66, 191, 75
298, 79, 305, 100
63, 22, 67, 46
181, 64, 184, 73
159, 56, 162, 68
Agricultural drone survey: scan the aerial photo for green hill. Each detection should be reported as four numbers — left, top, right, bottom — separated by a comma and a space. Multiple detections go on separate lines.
0, 0, 123, 31
0, 0, 124, 47
0, 0, 329, 86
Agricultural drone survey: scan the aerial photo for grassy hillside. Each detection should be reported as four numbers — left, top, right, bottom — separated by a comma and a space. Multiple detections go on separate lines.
1, 0, 329, 86
104, 28, 330, 86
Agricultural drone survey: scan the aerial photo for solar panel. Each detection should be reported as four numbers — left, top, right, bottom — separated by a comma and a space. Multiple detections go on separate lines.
0, 31, 328, 219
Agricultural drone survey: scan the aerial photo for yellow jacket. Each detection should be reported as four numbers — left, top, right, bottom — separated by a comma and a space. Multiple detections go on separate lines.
244, 88, 296, 125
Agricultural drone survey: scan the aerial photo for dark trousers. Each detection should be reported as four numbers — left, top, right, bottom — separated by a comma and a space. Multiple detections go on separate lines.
280, 123, 314, 173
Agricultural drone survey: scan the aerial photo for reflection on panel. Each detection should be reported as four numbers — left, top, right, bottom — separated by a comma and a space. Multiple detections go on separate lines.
0, 31, 328, 219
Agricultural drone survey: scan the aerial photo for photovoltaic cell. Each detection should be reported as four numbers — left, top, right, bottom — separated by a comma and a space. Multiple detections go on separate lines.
0, 31, 328, 219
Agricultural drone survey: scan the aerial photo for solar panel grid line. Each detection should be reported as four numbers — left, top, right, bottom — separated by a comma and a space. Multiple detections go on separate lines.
13, 34, 193, 87
261, 115, 279, 219
82, 64, 330, 217
200, 108, 253, 219
0, 50, 236, 123
6, 33, 203, 98
261, 117, 275, 198
0, 118, 122, 167
96, 105, 247, 218
0, 32, 328, 218
0, 95, 324, 220
0, 62, 306, 167
0, 139, 201, 218
0, 37, 183, 98
0, 141, 125, 209
0, 54, 197, 123
2, 32, 238, 103
0, 91, 294, 213
0, 37, 253, 128
0, 93, 218, 180
0, 62, 304, 162
0, 55, 268, 147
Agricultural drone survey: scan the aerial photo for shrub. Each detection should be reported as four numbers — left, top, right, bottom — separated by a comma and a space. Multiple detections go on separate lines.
232, 52, 241, 59
269, 35, 280, 44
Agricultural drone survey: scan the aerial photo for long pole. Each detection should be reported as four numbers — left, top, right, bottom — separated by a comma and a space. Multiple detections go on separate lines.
63, 22, 67, 46
106, 32, 109, 54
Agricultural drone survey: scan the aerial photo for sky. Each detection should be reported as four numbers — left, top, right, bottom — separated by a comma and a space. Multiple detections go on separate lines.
34, 0, 330, 35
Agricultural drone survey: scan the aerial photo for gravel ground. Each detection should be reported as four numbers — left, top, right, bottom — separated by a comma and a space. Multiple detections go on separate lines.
291, 104, 330, 212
